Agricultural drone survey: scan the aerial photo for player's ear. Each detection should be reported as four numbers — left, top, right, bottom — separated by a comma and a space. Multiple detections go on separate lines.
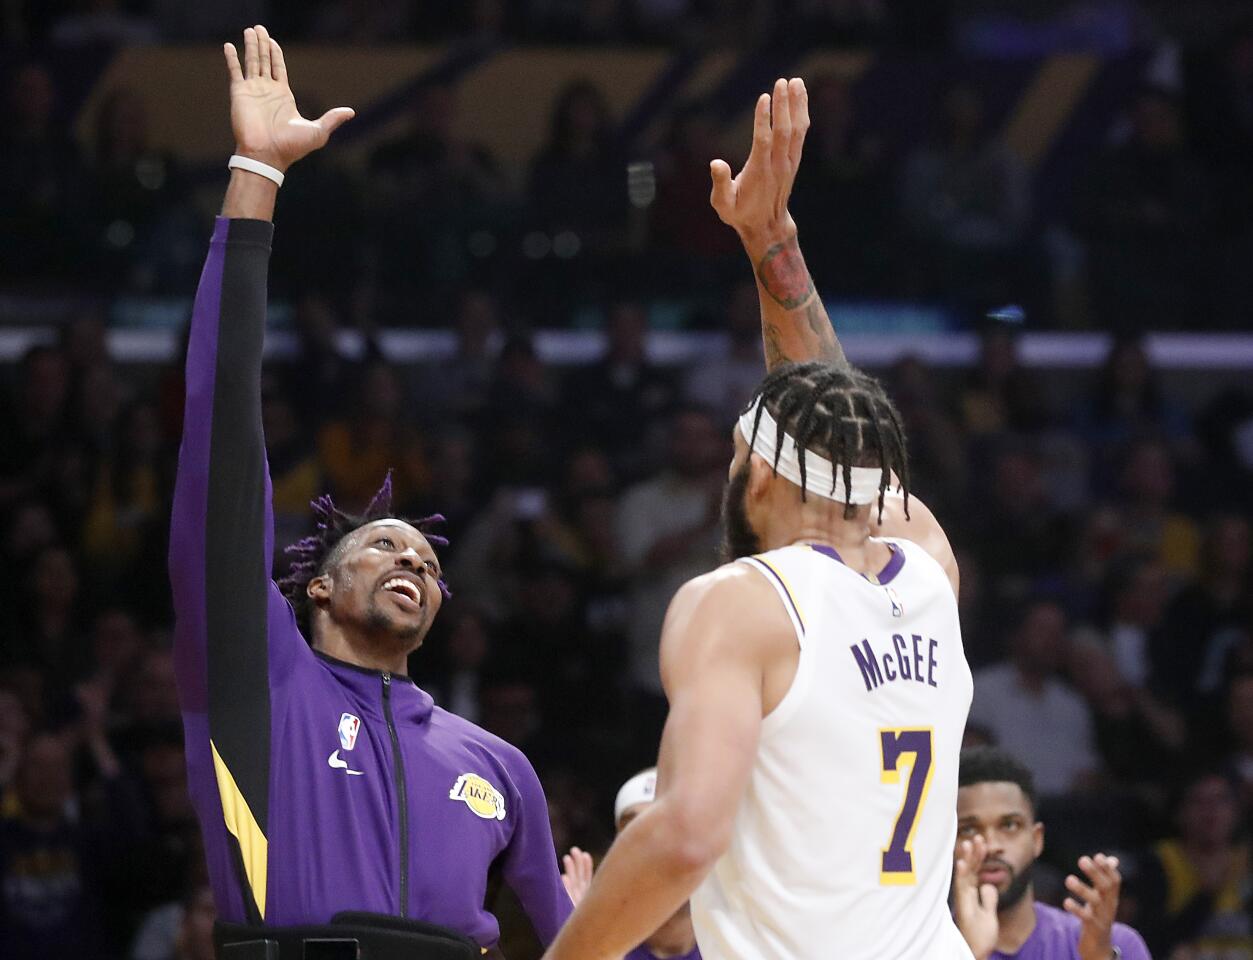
1032, 821, 1044, 858
307, 574, 332, 606
747, 452, 773, 501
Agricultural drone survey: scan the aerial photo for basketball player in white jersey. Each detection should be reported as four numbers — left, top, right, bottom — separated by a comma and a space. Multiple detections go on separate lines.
543, 79, 974, 960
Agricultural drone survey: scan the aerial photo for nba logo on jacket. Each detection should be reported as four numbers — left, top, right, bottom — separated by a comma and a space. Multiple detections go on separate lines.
338, 713, 361, 751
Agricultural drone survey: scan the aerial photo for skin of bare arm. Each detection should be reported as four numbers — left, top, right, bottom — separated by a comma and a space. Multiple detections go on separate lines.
711, 77, 960, 599
541, 566, 789, 960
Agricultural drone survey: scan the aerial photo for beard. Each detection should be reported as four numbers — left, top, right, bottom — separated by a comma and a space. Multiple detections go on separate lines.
991, 857, 1034, 912
362, 594, 430, 650
720, 462, 762, 563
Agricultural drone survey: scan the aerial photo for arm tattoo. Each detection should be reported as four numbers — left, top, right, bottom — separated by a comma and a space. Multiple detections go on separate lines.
757, 238, 816, 309
763, 321, 789, 368
804, 299, 846, 366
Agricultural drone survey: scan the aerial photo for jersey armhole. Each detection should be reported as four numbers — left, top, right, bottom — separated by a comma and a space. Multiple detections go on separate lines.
738, 556, 813, 738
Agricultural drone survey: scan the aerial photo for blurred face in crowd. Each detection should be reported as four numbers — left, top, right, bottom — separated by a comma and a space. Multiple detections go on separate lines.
16, 733, 73, 824
128, 649, 181, 724
1012, 602, 1068, 677
447, 610, 489, 672
481, 680, 539, 745
1176, 775, 1239, 849
308, 520, 444, 656
669, 409, 722, 479
178, 885, 217, 960
956, 781, 1044, 912
144, 741, 194, 824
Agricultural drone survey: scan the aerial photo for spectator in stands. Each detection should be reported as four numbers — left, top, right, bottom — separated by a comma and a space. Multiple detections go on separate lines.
317, 360, 431, 510
616, 406, 724, 758
0, 692, 29, 800
650, 106, 741, 265
1077, 337, 1190, 449
1110, 438, 1200, 581
900, 83, 1030, 304
1159, 514, 1252, 716
684, 281, 768, 425
566, 301, 676, 478
1079, 86, 1213, 331
0, 62, 87, 283
788, 71, 893, 294
959, 327, 1048, 437
1224, 672, 1253, 814
1134, 768, 1252, 958
419, 289, 502, 424
4, 545, 91, 705
50, 0, 159, 46
130, 880, 215, 960
529, 79, 626, 254
0, 346, 70, 510
86, 87, 196, 293
968, 599, 1101, 796
0, 733, 105, 959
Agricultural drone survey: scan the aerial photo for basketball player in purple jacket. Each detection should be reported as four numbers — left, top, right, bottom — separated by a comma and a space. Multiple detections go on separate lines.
170, 26, 575, 958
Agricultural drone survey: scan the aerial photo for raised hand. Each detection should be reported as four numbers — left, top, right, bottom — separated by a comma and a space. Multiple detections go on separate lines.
1065, 853, 1121, 960
710, 77, 810, 242
953, 835, 999, 960
561, 846, 595, 906
223, 24, 354, 172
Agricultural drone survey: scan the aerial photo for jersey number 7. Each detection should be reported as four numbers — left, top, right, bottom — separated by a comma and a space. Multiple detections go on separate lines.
878, 728, 934, 885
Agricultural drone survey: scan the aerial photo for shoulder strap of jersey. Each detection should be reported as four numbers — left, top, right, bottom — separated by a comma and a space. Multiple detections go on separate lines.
738, 551, 807, 647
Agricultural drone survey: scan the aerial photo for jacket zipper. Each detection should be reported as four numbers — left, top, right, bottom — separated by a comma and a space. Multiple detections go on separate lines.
382, 673, 410, 917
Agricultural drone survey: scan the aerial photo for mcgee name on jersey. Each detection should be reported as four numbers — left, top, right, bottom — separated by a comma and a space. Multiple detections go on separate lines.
849, 634, 940, 693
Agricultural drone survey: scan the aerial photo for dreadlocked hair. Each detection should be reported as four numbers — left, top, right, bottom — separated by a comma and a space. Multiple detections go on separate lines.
744, 361, 911, 523
277, 470, 450, 634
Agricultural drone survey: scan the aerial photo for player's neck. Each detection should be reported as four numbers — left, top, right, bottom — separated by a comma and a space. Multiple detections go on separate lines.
996, 891, 1038, 954
314, 627, 412, 676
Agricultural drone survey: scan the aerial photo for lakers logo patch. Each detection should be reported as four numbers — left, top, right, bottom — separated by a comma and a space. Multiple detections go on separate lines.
449, 774, 507, 820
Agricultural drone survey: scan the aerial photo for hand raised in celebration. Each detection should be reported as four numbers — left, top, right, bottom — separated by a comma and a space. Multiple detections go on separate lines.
953, 835, 999, 960
223, 24, 354, 172
709, 77, 810, 242
1065, 853, 1122, 960
560, 846, 595, 906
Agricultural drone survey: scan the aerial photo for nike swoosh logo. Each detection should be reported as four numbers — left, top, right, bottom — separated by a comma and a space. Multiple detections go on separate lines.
328, 750, 364, 776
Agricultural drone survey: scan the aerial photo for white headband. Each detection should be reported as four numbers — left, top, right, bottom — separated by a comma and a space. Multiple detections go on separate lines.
614, 768, 657, 823
738, 397, 884, 505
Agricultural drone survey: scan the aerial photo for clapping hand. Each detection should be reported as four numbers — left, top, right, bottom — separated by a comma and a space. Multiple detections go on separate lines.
1065, 853, 1121, 960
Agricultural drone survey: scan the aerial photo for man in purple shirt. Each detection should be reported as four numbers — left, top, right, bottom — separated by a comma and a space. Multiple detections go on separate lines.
170, 25, 573, 958
952, 747, 1151, 960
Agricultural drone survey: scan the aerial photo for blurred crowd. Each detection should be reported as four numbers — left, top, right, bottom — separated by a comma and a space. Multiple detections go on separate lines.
1, 7, 1253, 960
4, 11, 1253, 328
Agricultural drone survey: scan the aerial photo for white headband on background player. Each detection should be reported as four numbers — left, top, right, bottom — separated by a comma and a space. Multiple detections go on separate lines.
614, 768, 658, 823
737, 397, 886, 505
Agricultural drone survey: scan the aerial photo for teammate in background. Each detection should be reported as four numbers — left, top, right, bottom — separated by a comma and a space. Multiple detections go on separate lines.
952, 747, 1151, 960
544, 79, 973, 960
172, 27, 583, 959
615, 769, 701, 960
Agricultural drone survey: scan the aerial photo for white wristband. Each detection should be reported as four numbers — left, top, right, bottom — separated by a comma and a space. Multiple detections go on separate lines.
228, 154, 285, 187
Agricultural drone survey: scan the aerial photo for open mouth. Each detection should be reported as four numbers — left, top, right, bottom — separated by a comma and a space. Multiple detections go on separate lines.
978, 866, 1009, 885
380, 576, 423, 611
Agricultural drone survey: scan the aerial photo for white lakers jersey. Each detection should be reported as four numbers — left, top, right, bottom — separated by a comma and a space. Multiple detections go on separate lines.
690, 538, 975, 960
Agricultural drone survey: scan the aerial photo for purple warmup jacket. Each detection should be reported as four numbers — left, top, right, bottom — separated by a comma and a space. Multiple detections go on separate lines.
990, 903, 1151, 960
170, 218, 571, 952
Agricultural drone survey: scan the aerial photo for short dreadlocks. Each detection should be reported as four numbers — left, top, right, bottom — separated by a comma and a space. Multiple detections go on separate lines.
277, 472, 450, 634
743, 361, 911, 522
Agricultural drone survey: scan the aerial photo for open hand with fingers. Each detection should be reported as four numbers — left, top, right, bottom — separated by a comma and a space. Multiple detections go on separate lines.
223, 24, 354, 173
953, 834, 999, 960
560, 846, 595, 906
709, 77, 810, 244
1065, 853, 1122, 960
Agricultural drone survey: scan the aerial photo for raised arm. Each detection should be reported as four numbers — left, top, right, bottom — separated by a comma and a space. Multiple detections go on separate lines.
168, 28, 353, 889
710, 78, 844, 371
